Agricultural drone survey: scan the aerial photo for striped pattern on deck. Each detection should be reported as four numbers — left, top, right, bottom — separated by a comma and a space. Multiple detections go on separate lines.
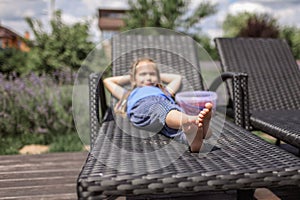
0, 152, 87, 200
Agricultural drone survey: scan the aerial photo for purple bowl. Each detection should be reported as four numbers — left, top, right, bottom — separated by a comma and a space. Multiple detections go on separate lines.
175, 91, 217, 115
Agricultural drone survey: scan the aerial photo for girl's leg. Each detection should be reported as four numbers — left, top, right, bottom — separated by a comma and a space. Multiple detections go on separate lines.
165, 103, 213, 152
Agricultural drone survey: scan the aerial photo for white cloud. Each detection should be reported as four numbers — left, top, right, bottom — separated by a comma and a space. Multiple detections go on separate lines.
205, 28, 224, 39
228, 2, 272, 14
61, 13, 82, 25
0, 0, 46, 19
274, 5, 300, 27
81, 0, 129, 11
90, 18, 102, 42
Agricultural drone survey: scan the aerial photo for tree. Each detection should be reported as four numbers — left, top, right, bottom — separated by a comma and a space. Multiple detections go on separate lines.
124, 0, 217, 32
25, 10, 95, 74
223, 12, 280, 38
222, 12, 255, 37
238, 14, 279, 38
124, 0, 184, 29
0, 48, 29, 75
123, 0, 218, 59
280, 26, 300, 59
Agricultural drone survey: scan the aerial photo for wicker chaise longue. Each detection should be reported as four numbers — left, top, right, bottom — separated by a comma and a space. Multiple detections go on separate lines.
215, 37, 300, 153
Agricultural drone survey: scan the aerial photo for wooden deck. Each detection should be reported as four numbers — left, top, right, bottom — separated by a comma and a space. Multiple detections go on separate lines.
0, 151, 299, 200
0, 152, 88, 200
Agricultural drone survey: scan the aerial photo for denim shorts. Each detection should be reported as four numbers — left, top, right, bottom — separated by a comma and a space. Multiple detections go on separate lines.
128, 95, 188, 144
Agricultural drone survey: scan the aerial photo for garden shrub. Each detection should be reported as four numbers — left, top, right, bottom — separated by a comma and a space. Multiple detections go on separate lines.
0, 72, 76, 142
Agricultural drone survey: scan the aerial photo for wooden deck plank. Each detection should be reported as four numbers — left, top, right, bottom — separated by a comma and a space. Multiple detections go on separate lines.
0, 161, 85, 172
0, 152, 87, 172
0, 184, 76, 198
0, 152, 88, 199
0, 194, 76, 200
0, 176, 76, 188
0, 169, 80, 180
0, 152, 86, 162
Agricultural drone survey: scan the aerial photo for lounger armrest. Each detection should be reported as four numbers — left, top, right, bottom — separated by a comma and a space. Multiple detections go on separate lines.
89, 73, 108, 148
209, 72, 251, 130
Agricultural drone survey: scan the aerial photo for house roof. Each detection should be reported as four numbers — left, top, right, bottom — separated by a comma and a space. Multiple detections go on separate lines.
0, 25, 22, 39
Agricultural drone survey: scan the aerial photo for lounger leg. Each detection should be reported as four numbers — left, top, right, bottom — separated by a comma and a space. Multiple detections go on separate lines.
237, 189, 254, 200
275, 139, 281, 146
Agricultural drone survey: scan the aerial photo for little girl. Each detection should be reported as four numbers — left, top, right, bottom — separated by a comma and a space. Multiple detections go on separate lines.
103, 58, 212, 152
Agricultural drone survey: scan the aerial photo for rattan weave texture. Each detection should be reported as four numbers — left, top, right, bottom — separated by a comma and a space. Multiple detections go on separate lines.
215, 38, 300, 148
78, 116, 300, 199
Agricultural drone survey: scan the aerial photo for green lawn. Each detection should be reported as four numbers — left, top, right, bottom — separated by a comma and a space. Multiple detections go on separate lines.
253, 131, 277, 144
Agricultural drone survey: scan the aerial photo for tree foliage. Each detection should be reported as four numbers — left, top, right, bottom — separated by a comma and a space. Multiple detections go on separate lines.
280, 26, 300, 59
124, 0, 217, 32
124, 0, 184, 30
222, 12, 255, 37
0, 48, 29, 75
238, 14, 279, 38
25, 10, 95, 74
123, 0, 218, 59
223, 12, 279, 38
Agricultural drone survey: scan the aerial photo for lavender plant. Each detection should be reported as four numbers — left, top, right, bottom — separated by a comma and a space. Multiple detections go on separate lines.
0, 72, 76, 139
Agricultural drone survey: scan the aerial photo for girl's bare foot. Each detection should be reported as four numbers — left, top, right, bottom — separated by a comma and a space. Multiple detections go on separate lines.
198, 103, 213, 139
183, 102, 213, 152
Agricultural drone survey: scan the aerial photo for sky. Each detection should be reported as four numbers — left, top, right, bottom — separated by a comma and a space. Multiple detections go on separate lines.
0, 0, 299, 43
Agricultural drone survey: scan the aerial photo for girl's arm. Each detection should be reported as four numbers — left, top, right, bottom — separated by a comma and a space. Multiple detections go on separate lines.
103, 75, 130, 100
160, 73, 182, 96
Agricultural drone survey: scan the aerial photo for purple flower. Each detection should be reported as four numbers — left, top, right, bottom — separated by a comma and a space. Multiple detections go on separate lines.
37, 106, 47, 114
0, 71, 76, 136
18, 82, 25, 91
24, 87, 35, 96
4, 83, 12, 91
0, 73, 4, 84
29, 73, 41, 85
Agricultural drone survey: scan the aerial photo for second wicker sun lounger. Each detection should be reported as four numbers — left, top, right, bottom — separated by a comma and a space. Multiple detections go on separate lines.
215, 37, 300, 151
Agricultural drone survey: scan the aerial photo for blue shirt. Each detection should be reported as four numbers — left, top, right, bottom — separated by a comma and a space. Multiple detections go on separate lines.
127, 86, 174, 115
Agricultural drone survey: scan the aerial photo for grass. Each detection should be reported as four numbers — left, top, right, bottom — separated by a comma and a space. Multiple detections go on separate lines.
49, 133, 84, 152
0, 132, 84, 155
253, 131, 277, 144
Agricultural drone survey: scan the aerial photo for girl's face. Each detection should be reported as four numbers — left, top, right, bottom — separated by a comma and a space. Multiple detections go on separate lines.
133, 61, 159, 87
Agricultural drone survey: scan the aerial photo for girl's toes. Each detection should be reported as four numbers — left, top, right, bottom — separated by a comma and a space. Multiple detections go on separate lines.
203, 108, 210, 113
205, 102, 213, 109
200, 110, 206, 115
